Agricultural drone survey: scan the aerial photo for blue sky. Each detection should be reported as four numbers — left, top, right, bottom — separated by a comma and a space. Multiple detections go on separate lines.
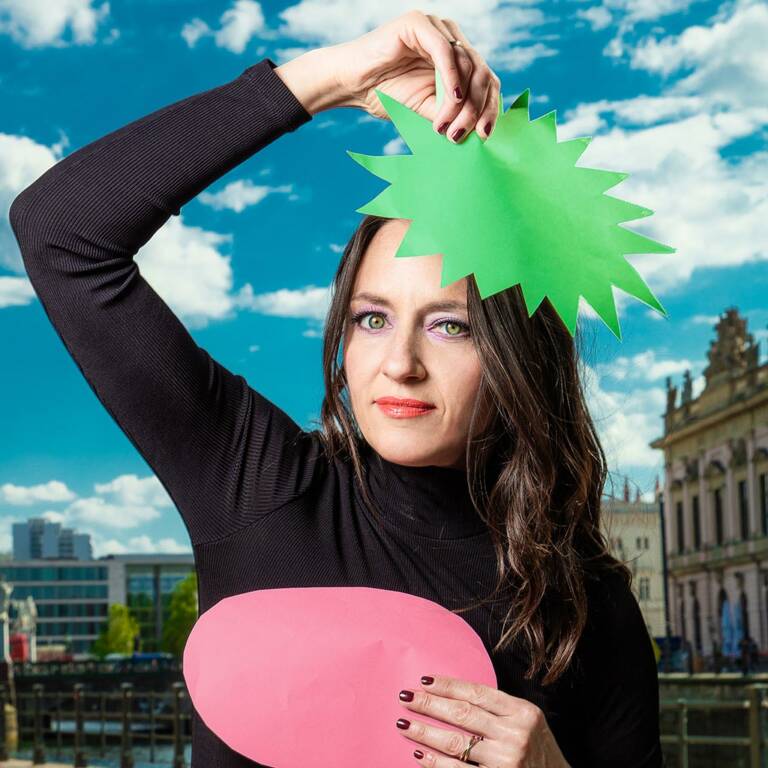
1, 0, 766, 557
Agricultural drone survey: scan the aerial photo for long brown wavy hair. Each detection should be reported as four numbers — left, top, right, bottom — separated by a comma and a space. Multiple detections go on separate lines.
314, 214, 631, 686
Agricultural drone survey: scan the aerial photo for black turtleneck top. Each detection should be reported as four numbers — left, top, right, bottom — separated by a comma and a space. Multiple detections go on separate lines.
8, 58, 663, 768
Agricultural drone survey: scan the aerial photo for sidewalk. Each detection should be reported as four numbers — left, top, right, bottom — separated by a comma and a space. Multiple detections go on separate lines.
1, 761, 74, 767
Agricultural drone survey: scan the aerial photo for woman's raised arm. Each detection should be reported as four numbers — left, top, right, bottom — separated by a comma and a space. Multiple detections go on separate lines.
8, 54, 339, 547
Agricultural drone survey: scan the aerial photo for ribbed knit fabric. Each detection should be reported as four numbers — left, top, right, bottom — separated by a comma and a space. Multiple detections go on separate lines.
8, 58, 663, 768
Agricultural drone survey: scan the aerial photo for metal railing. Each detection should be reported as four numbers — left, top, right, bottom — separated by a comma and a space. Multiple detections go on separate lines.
659, 681, 768, 767
4, 678, 768, 767
0, 682, 188, 767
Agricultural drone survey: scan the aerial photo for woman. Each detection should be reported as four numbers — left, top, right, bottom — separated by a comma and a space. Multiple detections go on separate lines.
9, 10, 663, 768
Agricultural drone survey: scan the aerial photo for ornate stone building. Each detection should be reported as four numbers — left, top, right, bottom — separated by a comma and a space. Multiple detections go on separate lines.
650, 308, 768, 661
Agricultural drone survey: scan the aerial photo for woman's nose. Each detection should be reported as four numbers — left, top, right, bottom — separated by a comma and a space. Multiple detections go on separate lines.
381, 333, 425, 379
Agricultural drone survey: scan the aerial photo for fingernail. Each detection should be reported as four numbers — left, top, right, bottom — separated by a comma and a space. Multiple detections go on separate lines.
396, 718, 411, 730
414, 750, 424, 759
421, 676, 434, 685
454, 86, 462, 100
438, 122, 449, 134
399, 689, 414, 702
484, 122, 492, 136
451, 128, 465, 142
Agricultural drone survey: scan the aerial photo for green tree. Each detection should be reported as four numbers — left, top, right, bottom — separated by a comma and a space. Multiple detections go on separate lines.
91, 604, 140, 657
161, 572, 198, 657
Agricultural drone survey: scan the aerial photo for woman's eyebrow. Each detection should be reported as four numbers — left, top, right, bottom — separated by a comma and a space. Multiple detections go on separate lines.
350, 292, 467, 313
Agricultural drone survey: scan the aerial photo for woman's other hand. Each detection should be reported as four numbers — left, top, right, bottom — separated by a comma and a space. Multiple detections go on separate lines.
274, 10, 501, 143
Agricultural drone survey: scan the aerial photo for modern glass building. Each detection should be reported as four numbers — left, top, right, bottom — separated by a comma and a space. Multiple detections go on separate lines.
12, 517, 92, 561
0, 553, 194, 655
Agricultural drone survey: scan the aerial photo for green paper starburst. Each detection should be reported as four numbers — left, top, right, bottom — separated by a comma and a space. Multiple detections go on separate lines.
345, 72, 674, 340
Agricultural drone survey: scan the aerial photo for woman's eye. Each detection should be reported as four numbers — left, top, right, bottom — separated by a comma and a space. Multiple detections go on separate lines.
350, 311, 469, 338
439, 320, 468, 336
353, 311, 386, 330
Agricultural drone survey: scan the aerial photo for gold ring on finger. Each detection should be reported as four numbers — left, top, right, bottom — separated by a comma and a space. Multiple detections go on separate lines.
459, 733, 483, 762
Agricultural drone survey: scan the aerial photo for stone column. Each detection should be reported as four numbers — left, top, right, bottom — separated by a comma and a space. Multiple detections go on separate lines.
698, 455, 709, 546
747, 433, 759, 536
664, 464, 675, 557
682, 478, 692, 553
726, 454, 736, 543
706, 571, 719, 657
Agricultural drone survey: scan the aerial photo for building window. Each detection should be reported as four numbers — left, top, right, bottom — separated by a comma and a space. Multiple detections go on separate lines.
739, 479, 749, 540
714, 487, 724, 546
639, 577, 651, 600
692, 495, 701, 550
676, 501, 685, 553
636, 536, 641, 549
761, 473, 768, 536
644, 536, 650, 549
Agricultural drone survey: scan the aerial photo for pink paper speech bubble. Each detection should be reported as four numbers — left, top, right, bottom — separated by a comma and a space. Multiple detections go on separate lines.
183, 586, 496, 767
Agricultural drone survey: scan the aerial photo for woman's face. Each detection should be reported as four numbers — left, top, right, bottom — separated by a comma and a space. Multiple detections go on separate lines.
343, 219, 491, 470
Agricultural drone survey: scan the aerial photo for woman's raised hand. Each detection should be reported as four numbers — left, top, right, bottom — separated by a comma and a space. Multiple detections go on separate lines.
275, 10, 501, 143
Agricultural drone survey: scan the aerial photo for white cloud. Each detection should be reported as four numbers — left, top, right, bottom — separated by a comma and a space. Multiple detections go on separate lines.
492, 42, 557, 72
1, 472, 177, 532
561, 95, 704, 136
180, 0, 266, 54
65, 496, 160, 529
198, 180, 294, 213
383, 137, 406, 155
0, 0, 114, 48
628, 0, 768, 110
582, 361, 665, 469
92, 474, 173, 509
596, 0, 707, 59
276, 2, 557, 73
135, 215, 238, 330
0, 275, 34, 308
607, 0, 701, 25
596, 349, 696, 382
234, 283, 331, 321
577, 6, 613, 30
690, 313, 720, 326
0, 480, 77, 506
180, 18, 210, 48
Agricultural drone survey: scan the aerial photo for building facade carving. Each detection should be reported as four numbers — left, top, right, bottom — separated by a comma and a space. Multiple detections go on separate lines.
650, 308, 768, 663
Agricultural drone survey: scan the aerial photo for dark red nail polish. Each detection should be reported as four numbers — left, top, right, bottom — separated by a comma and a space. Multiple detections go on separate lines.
414, 750, 424, 759
438, 122, 449, 134
421, 676, 434, 685
484, 122, 492, 135
454, 86, 462, 100
451, 128, 465, 142
399, 689, 414, 701
396, 718, 411, 730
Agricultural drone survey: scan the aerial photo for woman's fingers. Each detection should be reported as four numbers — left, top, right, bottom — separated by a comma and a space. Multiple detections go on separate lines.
407, 12, 465, 100
440, 18, 501, 142
424, 14, 472, 133
444, 59, 492, 142
477, 71, 502, 139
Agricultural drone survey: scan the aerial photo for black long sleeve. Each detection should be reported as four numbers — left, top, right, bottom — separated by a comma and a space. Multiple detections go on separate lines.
8, 57, 663, 768
9, 58, 323, 547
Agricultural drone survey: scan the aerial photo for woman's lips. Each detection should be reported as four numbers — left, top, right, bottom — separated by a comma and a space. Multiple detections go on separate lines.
375, 401, 435, 419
